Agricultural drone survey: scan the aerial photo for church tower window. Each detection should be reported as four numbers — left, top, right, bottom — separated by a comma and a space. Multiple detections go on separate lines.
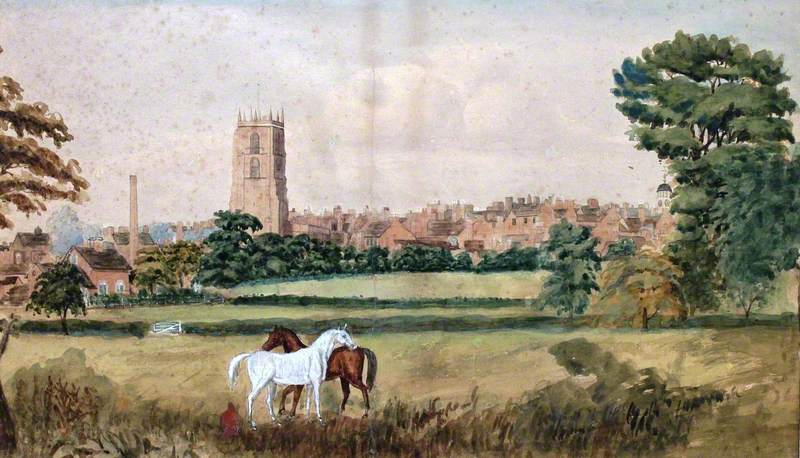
249, 133, 260, 154
249, 158, 260, 178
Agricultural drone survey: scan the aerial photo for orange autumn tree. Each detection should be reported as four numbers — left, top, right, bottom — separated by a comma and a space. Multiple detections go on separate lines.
0, 45, 89, 452
594, 250, 687, 328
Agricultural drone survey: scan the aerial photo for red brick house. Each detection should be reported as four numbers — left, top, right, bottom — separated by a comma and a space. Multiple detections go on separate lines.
0, 227, 55, 306
351, 220, 415, 252
68, 245, 132, 296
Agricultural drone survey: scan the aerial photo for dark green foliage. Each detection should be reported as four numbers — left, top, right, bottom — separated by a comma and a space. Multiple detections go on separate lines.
613, 32, 797, 314
535, 221, 601, 319
612, 31, 795, 161
453, 251, 473, 271
196, 210, 263, 288
389, 245, 461, 272
18, 319, 149, 337
197, 211, 397, 287
709, 144, 800, 317
603, 239, 636, 260
476, 247, 541, 272
26, 259, 90, 335
665, 230, 722, 314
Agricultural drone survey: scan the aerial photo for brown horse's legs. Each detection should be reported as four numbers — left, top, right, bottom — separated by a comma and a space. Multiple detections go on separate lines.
350, 379, 370, 418
290, 385, 303, 416
339, 379, 351, 413
278, 386, 293, 415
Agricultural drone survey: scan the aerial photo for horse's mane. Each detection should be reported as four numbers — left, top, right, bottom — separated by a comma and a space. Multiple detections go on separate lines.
275, 326, 307, 347
310, 329, 343, 348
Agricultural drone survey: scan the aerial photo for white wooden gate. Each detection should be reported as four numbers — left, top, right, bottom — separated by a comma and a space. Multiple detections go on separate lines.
151, 321, 182, 335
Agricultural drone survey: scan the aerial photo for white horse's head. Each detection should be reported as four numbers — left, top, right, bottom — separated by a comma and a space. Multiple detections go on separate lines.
333, 325, 357, 350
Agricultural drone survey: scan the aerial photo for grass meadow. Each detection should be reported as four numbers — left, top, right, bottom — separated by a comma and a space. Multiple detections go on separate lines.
2, 325, 797, 456
2, 271, 797, 456
225, 271, 549, 300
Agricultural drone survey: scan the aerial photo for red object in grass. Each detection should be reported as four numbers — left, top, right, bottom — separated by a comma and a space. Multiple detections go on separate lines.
220, 402, 242, 438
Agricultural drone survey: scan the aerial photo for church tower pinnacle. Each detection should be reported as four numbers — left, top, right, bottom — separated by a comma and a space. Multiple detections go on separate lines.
229, 106, 289, 234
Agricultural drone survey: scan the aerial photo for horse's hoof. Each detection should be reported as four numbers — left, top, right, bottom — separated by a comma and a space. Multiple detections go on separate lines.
250, 424, 257, 431
362, 413, 369, 419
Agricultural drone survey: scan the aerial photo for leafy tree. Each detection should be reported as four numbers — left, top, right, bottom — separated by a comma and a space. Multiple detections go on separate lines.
612, 31, 797, 314
390, 245, 458, 272
595, 251, 686, 328
27, 259, 89, 335
453, 251, 474, 272
360, 246, 391, 273
0, 47, 89, 229
196, 210, 262, 288
710, 144, 800, 318
251, 232, 291, 278
536, 221, 601, 319
603, 239, 636, 261
0, 45, 92, 452
162, 241, 203, 288
132, 247, 174, 294
476, 247, 541, 272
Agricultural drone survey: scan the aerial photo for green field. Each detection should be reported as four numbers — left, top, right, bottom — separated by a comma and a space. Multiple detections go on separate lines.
5, 271, 798, 456
87, 303, 539, 323
226, 271, 548, 300
3, 325, 796, 456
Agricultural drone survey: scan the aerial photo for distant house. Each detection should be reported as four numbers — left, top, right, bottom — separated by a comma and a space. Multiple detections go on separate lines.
0, 227, 53, 266
108, 228, 156, 264
0, 227, 54, 306
351, 220, 415, 252
68, 245, 132, 296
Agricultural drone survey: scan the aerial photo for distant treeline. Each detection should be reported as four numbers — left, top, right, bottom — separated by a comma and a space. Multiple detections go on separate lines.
197, 211, 560, 288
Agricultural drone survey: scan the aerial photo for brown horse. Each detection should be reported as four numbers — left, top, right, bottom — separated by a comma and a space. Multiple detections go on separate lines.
261, 326, 377, 417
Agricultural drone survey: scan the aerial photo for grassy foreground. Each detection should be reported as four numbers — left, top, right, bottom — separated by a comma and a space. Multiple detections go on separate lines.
1, 325, 797, 456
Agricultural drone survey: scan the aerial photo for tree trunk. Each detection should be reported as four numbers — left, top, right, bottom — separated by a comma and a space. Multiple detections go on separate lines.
61, 310, 69, 336
0, 316, 17, 452
642, 307, 648, 329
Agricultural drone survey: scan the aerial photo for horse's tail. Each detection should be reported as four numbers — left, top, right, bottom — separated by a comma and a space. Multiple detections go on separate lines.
362, 347, 378, 391
227, 353, 251, 391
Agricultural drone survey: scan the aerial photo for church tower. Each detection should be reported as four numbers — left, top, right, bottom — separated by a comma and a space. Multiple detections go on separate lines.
229, 108, 289, 235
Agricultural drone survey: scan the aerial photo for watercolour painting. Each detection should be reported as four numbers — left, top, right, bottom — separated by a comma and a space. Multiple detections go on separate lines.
0, 1, 798, 457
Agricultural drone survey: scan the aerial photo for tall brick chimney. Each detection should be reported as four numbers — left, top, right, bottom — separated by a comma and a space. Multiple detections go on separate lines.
129, 175, 139, 262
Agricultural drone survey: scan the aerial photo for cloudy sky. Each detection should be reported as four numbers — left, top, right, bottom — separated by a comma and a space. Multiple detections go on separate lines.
0, 0, 798, 237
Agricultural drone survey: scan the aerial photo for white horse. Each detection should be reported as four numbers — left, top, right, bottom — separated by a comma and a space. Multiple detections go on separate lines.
227, 327, 357, 427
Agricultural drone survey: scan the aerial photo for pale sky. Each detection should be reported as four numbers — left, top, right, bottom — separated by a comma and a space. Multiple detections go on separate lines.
0, 0, 798, 238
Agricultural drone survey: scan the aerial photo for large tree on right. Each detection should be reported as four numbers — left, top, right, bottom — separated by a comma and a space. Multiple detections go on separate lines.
612, 31, 797, 314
